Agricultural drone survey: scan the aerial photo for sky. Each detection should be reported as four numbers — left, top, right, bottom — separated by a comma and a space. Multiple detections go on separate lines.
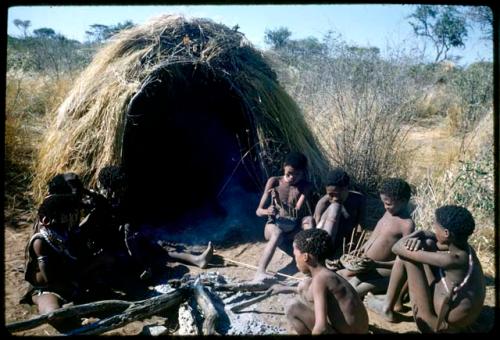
7, 4, 493, 66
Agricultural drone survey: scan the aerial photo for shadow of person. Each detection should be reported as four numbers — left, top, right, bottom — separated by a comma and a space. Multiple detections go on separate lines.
276, 259, 298, 278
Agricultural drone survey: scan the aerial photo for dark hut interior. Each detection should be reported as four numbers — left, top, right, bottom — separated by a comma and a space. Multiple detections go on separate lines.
122, 64, 263, 226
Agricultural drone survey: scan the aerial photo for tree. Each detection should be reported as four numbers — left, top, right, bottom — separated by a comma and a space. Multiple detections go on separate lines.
85, 24, 111, 43
264, 27, 292, 49
33, 27, 56, 39
85, 20, 135, 43
13, 19, 31, 38
408, 5, 468, 62
467, 6, 493, 40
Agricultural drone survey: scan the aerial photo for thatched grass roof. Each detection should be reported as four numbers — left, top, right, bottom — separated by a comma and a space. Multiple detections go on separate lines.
32, 14, 328, 203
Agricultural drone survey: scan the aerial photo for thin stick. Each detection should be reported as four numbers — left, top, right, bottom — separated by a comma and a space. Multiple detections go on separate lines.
347, 228, 356, 254
359, 233, 368, 255
342, 237, 346, 255
222, 257, 303, 281
355, 230, 367, 257
353, 230, 366, 256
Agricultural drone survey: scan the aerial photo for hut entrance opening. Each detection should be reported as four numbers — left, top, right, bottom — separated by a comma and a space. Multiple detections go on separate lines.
123, 65, 261, 226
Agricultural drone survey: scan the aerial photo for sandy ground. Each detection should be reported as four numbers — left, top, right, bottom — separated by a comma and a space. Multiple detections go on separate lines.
4, 215, 495, 335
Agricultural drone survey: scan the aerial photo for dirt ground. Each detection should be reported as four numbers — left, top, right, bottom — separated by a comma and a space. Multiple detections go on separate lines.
4, 214, 496, 335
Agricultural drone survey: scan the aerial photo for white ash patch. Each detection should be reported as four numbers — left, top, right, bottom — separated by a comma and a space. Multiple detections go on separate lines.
224, 311, 287, 335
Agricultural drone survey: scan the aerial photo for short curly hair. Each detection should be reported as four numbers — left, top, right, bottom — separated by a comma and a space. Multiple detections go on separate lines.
283, 151, 308, 170
326, 168, 350, 187
435, 205, 475, 241
47, 174, 73, 195
294, 228, 332, 262
98, 165, 127, 192
38, 194, 79, 221
379, 178, 411, 202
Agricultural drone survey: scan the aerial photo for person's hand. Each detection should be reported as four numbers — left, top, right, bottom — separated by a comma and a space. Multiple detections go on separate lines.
268, 284, 286, 295
266, 206, 278, 216
404, 237, 422, 251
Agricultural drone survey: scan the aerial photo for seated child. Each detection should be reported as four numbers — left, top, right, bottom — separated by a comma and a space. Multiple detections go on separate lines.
21, 194, 84, 331
313, 168, 366, 257
253, 151, 313, 282
365, 205, 486, 333
284, 229, 369, 334
337, 178, 414, 297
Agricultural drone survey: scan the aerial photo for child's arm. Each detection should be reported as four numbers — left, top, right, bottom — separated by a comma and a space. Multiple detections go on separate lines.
32, 239, 55, 285
256, 177, 278, 217
392, 237, 461, 269
311, 278, 331, 334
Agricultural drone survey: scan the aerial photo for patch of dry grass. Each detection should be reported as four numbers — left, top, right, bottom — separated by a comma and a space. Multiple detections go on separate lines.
410, 112, 495, 275
5, 70, 74, 223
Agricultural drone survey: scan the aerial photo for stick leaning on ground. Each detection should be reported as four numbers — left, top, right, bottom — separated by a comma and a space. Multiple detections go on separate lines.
222, 257, 304, 281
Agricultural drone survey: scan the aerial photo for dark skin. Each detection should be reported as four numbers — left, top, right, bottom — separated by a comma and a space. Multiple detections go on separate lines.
254, 165, 312, 282
337, 194, 414, 297
365, 223, 486, 332
313, 185, 365, 255
30, 210, 84, 331
284, 242, 369, 334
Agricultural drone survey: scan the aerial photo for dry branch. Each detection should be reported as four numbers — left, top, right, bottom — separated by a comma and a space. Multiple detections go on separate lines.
65, 288, 186, 336
193, 279, 220, 335
6, 300, 132, 333
214, 281, 272, 292
229, 290, 272, 313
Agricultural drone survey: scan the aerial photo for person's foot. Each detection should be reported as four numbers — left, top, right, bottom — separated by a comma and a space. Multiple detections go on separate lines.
194, 242, 214, 269
251, 271, 277, 284
364, 292, 397, 322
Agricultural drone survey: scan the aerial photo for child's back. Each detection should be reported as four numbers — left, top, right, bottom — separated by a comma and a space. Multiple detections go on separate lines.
299, 268, 369, 333
286, 228, 369, 334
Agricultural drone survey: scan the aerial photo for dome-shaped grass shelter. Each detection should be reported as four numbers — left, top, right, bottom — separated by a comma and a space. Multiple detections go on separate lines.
33, 15, 328, 224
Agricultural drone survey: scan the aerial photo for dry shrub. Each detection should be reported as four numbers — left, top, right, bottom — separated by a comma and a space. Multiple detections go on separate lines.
411, 112, 494, 273
272, 43, 419, 193
5, 70, 74, 219
6, 69, 76, 116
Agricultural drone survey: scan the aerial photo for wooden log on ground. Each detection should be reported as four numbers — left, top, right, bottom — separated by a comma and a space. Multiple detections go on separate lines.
6, 300, 132, 333
213, 281, 272, 292
229, 290, 272, 313
65, 288, 187, 336
193, 279, 220, 335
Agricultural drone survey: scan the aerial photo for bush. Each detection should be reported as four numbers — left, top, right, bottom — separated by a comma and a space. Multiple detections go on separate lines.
268, 39, 421, 193
447, 62, 493, 133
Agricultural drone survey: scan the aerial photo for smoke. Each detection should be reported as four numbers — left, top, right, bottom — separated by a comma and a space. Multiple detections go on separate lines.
143, 182, 264, 248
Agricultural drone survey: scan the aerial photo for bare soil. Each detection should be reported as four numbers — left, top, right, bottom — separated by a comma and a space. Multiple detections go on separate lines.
5, 216, 495, 335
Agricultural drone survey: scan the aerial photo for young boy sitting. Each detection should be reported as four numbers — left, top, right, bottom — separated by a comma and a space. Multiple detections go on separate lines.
337, 178, 415, 297
253, 151, 313, 282
283, 228, 369, 334
313, 168, 366, 257
365, 205, 486, 333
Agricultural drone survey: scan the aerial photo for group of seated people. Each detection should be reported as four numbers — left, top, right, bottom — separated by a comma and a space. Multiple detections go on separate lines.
253, 151, 486, 334
20, 152, 486, 334
20, 166, 213, 332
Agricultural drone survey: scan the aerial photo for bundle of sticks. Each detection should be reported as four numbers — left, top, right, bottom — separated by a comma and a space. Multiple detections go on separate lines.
339, 229, 373, 273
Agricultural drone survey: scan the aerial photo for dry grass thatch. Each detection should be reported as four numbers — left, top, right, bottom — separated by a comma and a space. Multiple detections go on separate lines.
32, 14, 329, 203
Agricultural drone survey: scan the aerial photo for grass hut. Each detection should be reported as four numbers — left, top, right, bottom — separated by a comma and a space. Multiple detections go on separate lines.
33, 15, 328, 223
